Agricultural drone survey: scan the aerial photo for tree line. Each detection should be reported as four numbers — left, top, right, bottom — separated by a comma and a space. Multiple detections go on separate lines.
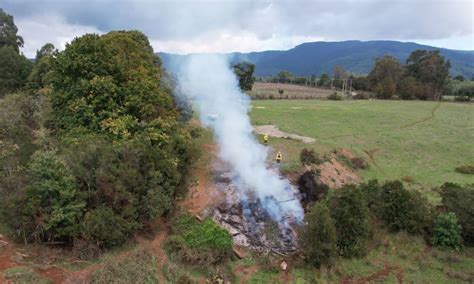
256, 51, 473, 101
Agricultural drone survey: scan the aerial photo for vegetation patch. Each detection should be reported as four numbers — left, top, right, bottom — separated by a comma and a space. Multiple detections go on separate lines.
89, 249, 158, 283
3, 267, 51, 284
166, 214, 233, 265
455, 164, 474, 175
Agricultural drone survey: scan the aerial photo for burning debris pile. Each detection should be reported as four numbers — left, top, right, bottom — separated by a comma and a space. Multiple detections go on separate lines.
211, 168, 300, 255
176, 54, 304, 255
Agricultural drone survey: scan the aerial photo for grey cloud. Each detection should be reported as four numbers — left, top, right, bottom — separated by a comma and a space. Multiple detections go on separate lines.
1, 0, 472, 56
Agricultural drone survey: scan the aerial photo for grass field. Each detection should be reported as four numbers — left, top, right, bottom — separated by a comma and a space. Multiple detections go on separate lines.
250, 100, 473, 199
247, 82, 336, 99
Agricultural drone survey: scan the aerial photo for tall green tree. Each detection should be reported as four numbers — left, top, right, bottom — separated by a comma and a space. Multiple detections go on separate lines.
0, 46, 32, 96
35, 43, 56, 61
368, 55, 403, 99
405, 50, 450, 100
0, 8, 24, 52
27, 44, 57, 91
233, 61, 256, 91
49, 31, 176, 136
0, 9, 31, 96
318, 73, 331, 87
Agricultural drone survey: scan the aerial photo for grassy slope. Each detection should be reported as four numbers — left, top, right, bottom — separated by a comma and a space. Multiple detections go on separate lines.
250, 100, 473, 199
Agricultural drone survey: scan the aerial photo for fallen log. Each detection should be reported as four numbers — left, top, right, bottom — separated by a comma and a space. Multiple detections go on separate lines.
233, 246, 245, 259
195, 214, 203, 222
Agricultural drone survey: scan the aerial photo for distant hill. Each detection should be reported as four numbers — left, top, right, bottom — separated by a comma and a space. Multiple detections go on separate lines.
158, 40, 474, 78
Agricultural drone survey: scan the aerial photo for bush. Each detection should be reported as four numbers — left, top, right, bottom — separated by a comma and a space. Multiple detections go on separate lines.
81, 206, 132, 248
350, 157, 368, 169
433, 212, 463, 250
299, 202, 337, 267
21, 150, 86, 242
166, 214, 232, 265
299, 148, 322, 165
358, 179, 381, 211
440, 183, 474, 245
455, 164, 474, 175
327, 92, 342, 100
297, 170, 328, 205
352, 92, 370, 100
378, 180, 432, 235
330, 185, 370, 257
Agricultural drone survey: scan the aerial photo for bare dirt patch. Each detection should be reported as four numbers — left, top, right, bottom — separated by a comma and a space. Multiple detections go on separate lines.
180, 143, 225, 215
315, 159, 360, 189
253, 125, 316, 143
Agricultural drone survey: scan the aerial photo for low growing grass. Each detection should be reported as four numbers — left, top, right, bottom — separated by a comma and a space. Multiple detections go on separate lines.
166, 214, 233, 265
89, 248, 158, 284
250, 100, 473, 194
3, 267, 51, 284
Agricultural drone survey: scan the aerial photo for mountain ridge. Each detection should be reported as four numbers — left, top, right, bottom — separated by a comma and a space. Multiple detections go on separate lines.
158, 40, 474, 78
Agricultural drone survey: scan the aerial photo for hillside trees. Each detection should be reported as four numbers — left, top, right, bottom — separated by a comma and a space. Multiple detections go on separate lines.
2, 30, 195, 249
0, 9, 31, 96
233, 61, 256, 91
368, 56, 403, 99
0, 8, 24, 52
406, 50, 450, 100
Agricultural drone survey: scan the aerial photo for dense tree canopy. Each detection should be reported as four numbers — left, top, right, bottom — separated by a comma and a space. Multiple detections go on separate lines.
368, 56, 403, 99
0, 9, 31, 96
0, 8, 24, 52
406, 50, 450, 100
233, 61, 256, 91
1, 30, 195, 250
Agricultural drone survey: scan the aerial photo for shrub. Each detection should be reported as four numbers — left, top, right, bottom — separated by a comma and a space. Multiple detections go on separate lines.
21, 150, 86, 242
433, 212, 463, 250
378, 180, 432, 235
81, 206, 132, 248
330, 185, 370, 257
166, 214, 232, 265
327, 92, 342, 100
350, 157, 368, 169
297, 170, 328, 205
358, 179, 381, 211
352, 92, 369, 100
299, 148, 322, 165
299, 202, 337, 267
455, 164, 474, 175
440, 183, 474, 245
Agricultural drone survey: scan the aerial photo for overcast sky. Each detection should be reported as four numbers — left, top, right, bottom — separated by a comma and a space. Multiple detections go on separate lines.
2, 0, 473, 58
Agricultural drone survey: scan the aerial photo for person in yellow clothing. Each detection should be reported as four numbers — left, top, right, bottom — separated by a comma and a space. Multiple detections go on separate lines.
263, 134, 269, 144
276, 151, 282, 163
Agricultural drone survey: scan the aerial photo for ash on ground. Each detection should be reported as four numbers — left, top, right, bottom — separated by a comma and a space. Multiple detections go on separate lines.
209, 167, 301, 255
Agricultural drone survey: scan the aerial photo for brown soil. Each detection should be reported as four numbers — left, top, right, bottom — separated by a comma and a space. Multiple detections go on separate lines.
234, 264, 260, 283
180, 143, 225, 215
253, 125, 316, 143
134, 219, 170, 284
315, 158, 360, 189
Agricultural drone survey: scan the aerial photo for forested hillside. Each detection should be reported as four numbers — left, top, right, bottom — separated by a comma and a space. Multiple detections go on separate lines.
159, 40, 474, 78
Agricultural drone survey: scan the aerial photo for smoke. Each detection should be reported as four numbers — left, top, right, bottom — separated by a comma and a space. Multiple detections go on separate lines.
175, 54, 304, 224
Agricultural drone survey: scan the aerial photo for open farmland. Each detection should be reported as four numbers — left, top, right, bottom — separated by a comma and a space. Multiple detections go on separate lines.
250, 100, 473, 200
247, 82, 336, 99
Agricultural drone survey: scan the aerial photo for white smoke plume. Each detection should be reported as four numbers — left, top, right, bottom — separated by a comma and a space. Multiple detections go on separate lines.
176, 54, 304, 224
